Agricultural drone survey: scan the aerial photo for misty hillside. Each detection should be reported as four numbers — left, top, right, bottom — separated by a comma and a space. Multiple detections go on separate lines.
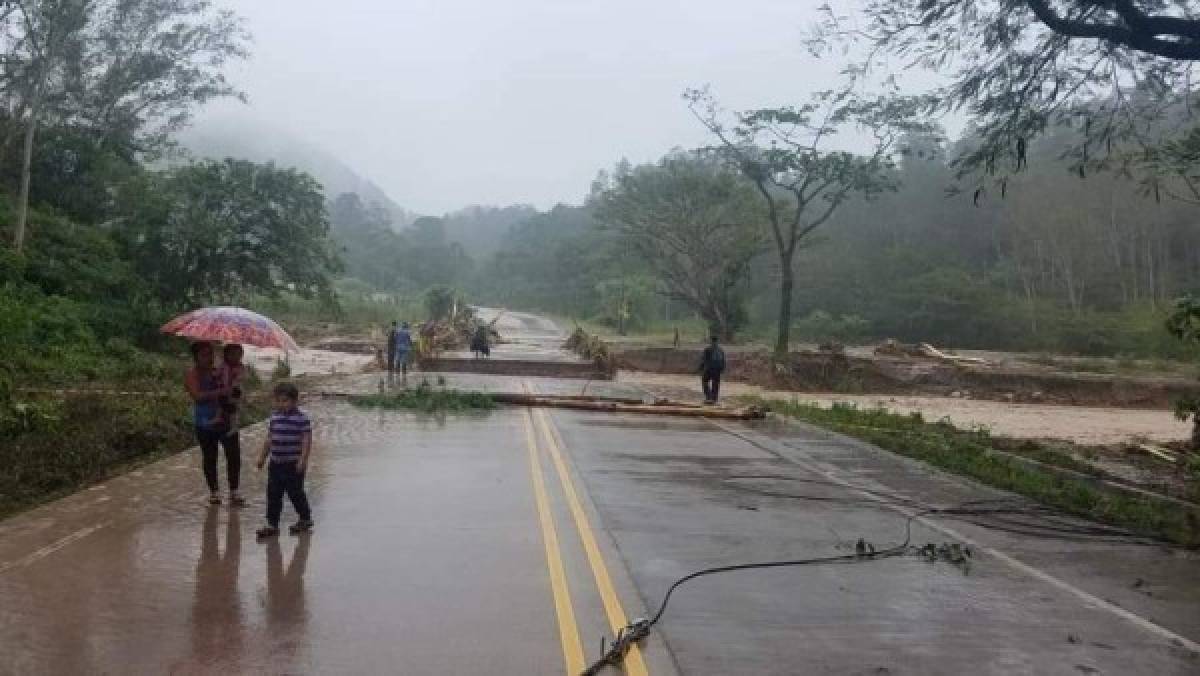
177, 114, 416, 227
440, 204, 539, 259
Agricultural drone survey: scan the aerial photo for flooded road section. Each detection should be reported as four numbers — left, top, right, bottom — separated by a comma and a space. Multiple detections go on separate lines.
1, 310, 1197, 674
0, 404, 604, 674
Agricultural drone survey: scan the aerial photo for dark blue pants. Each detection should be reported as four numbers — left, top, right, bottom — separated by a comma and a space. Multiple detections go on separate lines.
702, 371, 722, 402
267, 461, 311, 527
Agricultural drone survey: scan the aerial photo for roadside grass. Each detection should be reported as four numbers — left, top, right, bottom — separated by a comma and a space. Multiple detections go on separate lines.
0, 389, 269, 520
348, 382, 495, 413
756, 397, 1199, 547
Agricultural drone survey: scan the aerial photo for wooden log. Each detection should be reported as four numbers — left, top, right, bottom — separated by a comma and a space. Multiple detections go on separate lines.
491, 392, 765, 420
1136, 443, 1180, 464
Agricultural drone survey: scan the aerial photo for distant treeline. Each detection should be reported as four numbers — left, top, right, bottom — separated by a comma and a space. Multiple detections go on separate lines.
336, 131, 1199, 358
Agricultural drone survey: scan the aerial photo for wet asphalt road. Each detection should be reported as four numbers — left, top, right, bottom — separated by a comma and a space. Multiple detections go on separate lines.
1, 310, 1198, 675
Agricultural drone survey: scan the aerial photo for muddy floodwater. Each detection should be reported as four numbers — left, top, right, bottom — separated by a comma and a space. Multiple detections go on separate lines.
620, 372, 1191, 445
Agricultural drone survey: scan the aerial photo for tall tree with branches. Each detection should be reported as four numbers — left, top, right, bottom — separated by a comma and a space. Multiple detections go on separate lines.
685, 86, 933, 353
810, 0, 1200, 204
0, 0, 248, 252
590, 152, 766, 340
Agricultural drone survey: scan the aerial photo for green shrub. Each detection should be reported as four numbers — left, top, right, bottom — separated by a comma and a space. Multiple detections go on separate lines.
762, 397, 1199, 546
349, 383, 495, 413
792, 310, 872, 342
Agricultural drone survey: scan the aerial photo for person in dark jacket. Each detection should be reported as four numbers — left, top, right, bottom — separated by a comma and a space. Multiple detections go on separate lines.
386, 321, 398, 373
470, 325, 491, 358
698, 335, 726, 404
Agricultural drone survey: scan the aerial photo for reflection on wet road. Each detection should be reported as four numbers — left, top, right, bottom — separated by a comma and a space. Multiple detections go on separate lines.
1, 310, 1197, 675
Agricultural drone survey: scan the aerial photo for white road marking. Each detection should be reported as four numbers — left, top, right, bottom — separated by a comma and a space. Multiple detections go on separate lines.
714, 422, 1200, 655
0, 522, 110, 575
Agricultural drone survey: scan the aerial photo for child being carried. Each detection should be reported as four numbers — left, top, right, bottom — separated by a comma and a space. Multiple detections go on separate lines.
212, 343, 245, 432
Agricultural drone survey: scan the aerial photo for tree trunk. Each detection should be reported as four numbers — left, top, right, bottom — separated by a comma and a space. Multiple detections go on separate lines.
617, 283, 626, 336
13, 101, 39, 254
775, 254, 794, 355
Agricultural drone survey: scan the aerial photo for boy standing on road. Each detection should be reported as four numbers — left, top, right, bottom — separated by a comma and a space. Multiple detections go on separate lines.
256, 382, 314, 539
699, 335, 726, 405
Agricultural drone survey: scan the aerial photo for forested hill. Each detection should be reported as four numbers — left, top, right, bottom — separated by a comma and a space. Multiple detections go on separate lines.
441, 205, 539, 259
177, 114, 416, 227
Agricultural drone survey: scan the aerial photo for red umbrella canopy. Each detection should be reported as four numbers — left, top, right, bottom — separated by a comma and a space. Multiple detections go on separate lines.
160, 306, 301, 352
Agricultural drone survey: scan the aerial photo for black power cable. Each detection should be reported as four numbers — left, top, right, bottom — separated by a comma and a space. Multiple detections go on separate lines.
580, 512, 926, 675
579, 474, 1174, 675
722, 474, 1169, 545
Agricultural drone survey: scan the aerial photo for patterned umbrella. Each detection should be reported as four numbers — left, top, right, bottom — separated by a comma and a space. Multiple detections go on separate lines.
160, 306, 300, 352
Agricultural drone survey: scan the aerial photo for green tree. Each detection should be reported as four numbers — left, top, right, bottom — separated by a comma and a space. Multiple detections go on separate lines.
686, 87, 933, 353
328, 192, 410, 290
399, 216, 474, 289
811, 0, 1200, 202
1166, 296, 1200, 447
424, 285, 461, 321
1, 0, 248, 252
594, 275, 656, 335
591, 153, 764, 340
476, 204, 613, 318
115, 159, 339, 308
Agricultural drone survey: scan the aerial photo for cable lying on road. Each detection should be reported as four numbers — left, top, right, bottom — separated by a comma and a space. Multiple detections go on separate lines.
723, 474, 1174, 546
578, 478, 1176, 675
579, 513, 925, 676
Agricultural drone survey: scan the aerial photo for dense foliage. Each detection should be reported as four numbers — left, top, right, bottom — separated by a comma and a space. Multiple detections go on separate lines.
591, 153, 764, 338
0, 0, 249, 252
811, 0, 1200, 203
469, 125, 1200, 357
117, 159, 341, 308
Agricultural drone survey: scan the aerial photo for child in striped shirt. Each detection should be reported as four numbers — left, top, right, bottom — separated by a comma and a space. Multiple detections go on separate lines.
255, 382, 314, 538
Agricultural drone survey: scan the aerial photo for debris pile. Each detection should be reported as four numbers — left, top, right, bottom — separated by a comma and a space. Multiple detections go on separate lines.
415, 309, 502, 362
874, 339, 987, 366
564, 326, 617, 375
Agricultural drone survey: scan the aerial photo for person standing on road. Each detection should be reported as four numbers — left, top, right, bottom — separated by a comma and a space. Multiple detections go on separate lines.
394, 322, 414, 377
256, 382, 314, 538
698, 334, 726, 405
386, 321, 399, 374
470, 324, 490, 358
185, 341, 244, 506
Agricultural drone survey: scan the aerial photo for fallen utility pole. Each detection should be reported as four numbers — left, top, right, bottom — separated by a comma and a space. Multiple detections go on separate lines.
490, 392, 767, 420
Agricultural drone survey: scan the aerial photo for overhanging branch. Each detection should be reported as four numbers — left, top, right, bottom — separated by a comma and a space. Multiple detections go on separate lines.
1025, 0, 1200, 60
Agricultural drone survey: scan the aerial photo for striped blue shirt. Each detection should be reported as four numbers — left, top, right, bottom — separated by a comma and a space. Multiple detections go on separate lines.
269, 408, 311, 463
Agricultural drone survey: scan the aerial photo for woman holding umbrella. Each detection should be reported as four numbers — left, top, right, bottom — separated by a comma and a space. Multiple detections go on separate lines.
185, 341, 244, 506
165, 307, 301, 507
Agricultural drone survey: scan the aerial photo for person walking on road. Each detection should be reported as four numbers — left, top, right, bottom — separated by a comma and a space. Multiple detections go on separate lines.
185, 341, 244, 506
386, 321, 399, 374
256, 382, 314, 538
394, 322, 414, 377
698, 334, 726, 405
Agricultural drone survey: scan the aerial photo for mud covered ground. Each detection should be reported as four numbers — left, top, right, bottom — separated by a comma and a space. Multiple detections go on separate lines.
619, 371, 1190, 445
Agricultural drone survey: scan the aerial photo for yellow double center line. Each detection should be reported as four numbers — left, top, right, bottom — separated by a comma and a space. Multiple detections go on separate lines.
523, 409, 585, 672
522, 383, 650, 676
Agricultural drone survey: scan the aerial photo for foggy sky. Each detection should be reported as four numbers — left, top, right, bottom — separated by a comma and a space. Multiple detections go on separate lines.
207, 0, 891, 215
